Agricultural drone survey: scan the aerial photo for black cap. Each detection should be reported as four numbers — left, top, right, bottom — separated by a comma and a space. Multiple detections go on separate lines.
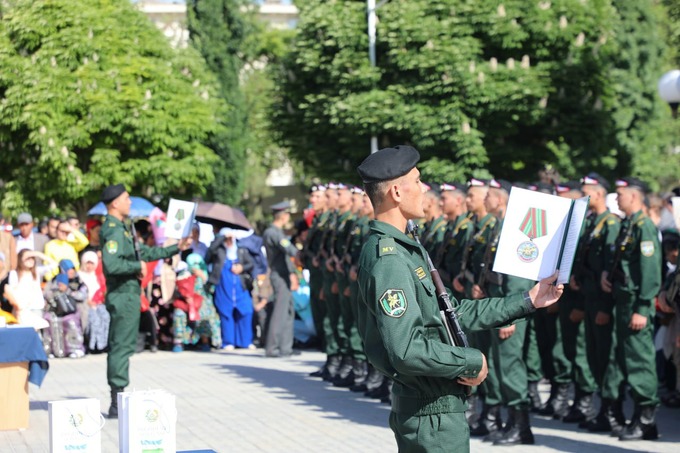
489, 178, 513, 193
309, 184, 327, 194
440, 182, 466, 193
423, 182, 441, 195
581, 172, 610, 191
357, 145, 420, 184
555, 180, 582, 194
615, 177, 649, 194
271, 200, 292, 213
101, 184, 126, 204
467, 178, 488, 187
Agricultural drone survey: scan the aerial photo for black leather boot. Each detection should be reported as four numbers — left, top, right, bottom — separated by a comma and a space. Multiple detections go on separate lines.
537, 384, 557, 416
366, 378, 390, 399
586, 398, 614, 432
470, 404, 502, 437
493, 407, 535, 446
332, 356, 354, 386
465, 394, 480, 426
309, 356, 330, 378
483, 406, 508, 443
564, 390, 597, 424
334, 359, 366, 388
551, 383, 571, 420
608, 398, 627, 437
351, 364, 380, 392
321, 354, 341, 381
528, 381, 542, 413
108, 387, 124, 419
619, 405, 658, 441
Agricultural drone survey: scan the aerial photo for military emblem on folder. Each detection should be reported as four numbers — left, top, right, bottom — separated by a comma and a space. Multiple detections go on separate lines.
517, 207, 547, 263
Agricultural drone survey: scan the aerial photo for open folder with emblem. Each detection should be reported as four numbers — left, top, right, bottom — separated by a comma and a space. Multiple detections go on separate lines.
492, 187, 589, 285
165, 198, 197, 240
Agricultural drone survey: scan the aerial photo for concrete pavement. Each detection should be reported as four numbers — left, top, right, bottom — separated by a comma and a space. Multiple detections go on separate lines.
2, 348, 678, 452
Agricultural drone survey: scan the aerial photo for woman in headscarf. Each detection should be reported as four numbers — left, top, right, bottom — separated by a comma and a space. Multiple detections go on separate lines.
213, 228, 255, 350
186, 253, 221, 350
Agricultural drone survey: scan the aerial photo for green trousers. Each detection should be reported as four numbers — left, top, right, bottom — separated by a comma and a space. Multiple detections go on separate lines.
559, 295, 597, 393
534, 307, 571, 384
491, 321, 529, 407
347, 278, 366, 360
322, 269, 345, 356
106, 293, 141, 389
523, 315, 543, 382
472, 329, 501, 406
583, 290, 615, 388
308, 267, 326, 349
337, 274, 363, 358
390, 410, 470, 453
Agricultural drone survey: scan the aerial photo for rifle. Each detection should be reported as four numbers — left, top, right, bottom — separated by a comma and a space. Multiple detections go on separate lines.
433, 222, 456, 270
407, 220, 472, 394
315, 210, 337, 262
607, 221, 633, 285
457, 227, 477, 285
476, 224, 503, 291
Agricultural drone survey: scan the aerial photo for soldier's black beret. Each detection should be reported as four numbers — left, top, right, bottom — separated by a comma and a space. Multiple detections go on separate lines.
101, 184, 126, 204
581, 172, 610, 191
467, 178, 488, 187
309, 184, 327, 193
556, 180, 582, 194
357, 145, 420, 184
489, 178, 513, 193
440, 182, 466, 193
615, 177, 649, 194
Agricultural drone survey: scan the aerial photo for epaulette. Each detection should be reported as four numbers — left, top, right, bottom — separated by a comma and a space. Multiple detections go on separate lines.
378, 237, 398, 256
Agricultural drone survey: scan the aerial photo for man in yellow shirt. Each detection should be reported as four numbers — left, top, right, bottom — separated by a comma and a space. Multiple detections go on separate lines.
44, 220, 89, 280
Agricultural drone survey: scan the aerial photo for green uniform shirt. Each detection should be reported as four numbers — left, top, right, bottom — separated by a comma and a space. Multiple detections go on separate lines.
421, 215, 447, 258
468, 213, 498, 289
609, 210, 661, 317
303, 210, 327, 269
100, 215, 178, 295
356, 220, 536, 413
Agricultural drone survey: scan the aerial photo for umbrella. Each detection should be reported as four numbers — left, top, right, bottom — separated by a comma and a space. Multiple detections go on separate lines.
87, 196, 157, 219
195, 201, 252, 231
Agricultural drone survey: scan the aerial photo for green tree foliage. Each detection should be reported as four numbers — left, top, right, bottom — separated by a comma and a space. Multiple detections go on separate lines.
0, 0, 226, 217
187, 0, 257, 206
272, 0, 673, 187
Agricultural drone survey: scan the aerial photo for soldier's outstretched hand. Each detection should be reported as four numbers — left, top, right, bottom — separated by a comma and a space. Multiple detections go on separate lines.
178, 236, 193, 251
528, 271, 564, 309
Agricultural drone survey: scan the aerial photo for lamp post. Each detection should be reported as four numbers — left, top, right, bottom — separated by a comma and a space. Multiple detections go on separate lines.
658, 70, 680, 119
367, 0, 388, 153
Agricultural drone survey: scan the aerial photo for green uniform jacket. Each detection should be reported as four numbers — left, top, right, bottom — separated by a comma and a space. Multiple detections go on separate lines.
421, 215, 447, 258
303, 210, 326, 269
608, 210, 661, 317
101, 215, 178, 295
357, 220, 536, 415
440, 213, 473, 279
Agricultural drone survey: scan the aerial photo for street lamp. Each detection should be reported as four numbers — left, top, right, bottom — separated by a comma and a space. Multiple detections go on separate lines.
658, 70, 680, 118
367, 0, 388, 153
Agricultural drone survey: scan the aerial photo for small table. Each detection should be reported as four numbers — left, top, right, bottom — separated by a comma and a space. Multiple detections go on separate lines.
0, 326, 49, 430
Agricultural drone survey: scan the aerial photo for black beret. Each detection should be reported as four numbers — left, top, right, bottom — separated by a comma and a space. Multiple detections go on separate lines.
271, 200, 292, 213
615, 177, 649, 194
489, 178, 513, 193
309, 184, 327, 194
581, 172, 610, 191
440, 182, 466, 193
467, 178, 489, 188
357, 145, 420, 184
556, 180, 582, 194
101, 184, 126, 204
423, 182, 441, 195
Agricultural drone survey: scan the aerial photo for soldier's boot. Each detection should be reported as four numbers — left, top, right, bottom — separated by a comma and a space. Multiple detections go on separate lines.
607, 399, 627, 437
528, 381, 542, 413
331, 355, 354, 386
537, 384, 557, 416
551, 383, 571, 420
493, 407, 535, 446
483, 406, 508, 443
564, 390, 597, 424
321, 354, 341, 381
470, 404, 502, 437
619, 405, 658, 441
465, 394, 480, 426
367, 378, 390, 399
351, 364, 379, 392
309, 355, 330, 378
108, 387, 124, 419
380, 380, 393, 404
586, 398, 615, 432
334, 359, 366, 388
135, 332, 147, 353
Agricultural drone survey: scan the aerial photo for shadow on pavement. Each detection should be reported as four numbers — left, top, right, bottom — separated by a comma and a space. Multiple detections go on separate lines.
209, 363, 390, 428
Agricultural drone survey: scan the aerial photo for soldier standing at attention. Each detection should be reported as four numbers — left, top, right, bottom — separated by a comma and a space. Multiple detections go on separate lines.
263, 201, 301, 358
101, 184, 191, 418
601, 177, 661, 441
355, 145, 564, 453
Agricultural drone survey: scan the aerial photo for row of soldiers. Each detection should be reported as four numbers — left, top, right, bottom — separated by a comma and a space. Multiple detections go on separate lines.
301, 172, 662, 445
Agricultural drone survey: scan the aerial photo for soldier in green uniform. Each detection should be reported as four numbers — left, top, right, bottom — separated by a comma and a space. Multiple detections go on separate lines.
601, 177, 661, 441
471, 179, 536, 445
100, 184, 191, 418
355, 146, 564, 453
420, 184, 447, 257
435, 183, 471, 296
570, 174, 622, 430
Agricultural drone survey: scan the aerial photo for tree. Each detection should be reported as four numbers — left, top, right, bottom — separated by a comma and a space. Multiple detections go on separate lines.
272, 0, 673, 187
187, 0, 256, 206
0, 0, 225, 218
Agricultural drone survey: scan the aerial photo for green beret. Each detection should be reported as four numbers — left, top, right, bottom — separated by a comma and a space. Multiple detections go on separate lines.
101, 184, 126, 204
357, 145, 420, 184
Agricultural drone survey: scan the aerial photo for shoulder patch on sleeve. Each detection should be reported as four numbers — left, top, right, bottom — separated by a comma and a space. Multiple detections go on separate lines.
106, 240, 118, 254
379, 289, 408, 318
280, 238, 291, 248
640, 241, 655, 257
378, 237, 397, 256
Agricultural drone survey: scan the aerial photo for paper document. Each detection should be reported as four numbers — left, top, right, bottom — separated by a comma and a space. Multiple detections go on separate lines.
492, 187, 589, 284
165, 198, 197, 239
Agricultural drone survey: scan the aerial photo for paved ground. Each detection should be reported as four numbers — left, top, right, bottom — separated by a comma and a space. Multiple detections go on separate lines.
2, 348, 679, 452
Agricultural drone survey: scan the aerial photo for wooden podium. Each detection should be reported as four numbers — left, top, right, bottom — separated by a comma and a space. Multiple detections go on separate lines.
0, 362, 29, 430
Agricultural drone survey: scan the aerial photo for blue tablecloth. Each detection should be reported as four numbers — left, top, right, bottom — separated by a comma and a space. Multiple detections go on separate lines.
0, 326, 49, 386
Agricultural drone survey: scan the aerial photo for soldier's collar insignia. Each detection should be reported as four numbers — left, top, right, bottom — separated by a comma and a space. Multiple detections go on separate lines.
414, 266, 427, 280
106, 240, 118, 254
379, 289, 408, 318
